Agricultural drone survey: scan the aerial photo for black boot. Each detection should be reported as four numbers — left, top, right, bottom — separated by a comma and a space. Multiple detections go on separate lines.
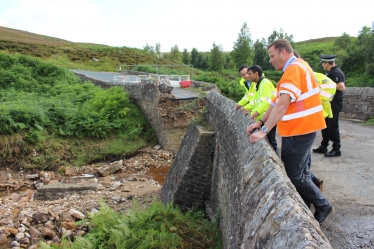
312, 146, 327, 154
314, 203, 334, 223
324, 149, 341, 157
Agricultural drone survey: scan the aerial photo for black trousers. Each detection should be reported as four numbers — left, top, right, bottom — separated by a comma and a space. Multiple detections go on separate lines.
266, 124, 278, 151
320, 100, 343, 150
282, 132, 330, 210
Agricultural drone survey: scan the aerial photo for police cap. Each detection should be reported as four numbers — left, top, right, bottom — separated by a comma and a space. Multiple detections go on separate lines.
320, 54, 336, 62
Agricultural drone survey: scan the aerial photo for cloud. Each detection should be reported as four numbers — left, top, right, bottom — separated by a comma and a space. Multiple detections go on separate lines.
0, 17, 6, 27
5, 0, 109, 42
2, 0, 374, 52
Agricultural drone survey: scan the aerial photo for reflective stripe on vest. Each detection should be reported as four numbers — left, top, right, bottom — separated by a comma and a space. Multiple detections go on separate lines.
268, 89, 277, 106
275, 58, 326, 136
319, 83, 336, 89
320, 91, 334, 99
314, 72, 336, 117
282, 105, 323, 121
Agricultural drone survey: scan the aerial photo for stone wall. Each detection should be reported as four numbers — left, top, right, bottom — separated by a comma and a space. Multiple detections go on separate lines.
341, 87, 374, 121
161, 124, 215, 210
162, 91, 332, 249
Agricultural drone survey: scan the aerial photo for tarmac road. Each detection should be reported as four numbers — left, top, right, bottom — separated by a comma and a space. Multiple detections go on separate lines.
305, 119, 374, 248
71, 69, 199, 99
72, 69, 117, 82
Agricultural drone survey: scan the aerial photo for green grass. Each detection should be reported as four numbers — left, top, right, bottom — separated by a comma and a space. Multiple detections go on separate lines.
0, 51, 157, 169
38, 200, 222, 249
366, 117, 374, 126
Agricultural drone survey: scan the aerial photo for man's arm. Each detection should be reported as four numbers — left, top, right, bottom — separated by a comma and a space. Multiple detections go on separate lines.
249, 94, 290, 144
262, 93, 290, 131
336, 82, 345, 92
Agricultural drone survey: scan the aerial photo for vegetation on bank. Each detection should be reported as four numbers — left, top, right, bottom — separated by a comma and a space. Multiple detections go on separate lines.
39, 200, 222, 249
0, 52, 155, 169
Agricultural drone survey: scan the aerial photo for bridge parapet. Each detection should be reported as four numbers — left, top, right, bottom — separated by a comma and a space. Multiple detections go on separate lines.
162, 91, 332, 248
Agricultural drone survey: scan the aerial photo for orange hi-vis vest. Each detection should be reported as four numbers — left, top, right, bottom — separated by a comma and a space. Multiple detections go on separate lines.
272, 58, 326, 137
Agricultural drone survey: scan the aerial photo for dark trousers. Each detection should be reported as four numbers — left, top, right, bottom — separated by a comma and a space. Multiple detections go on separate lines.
281, 132, 330, 210
321, 100, 343, 150
266, 124, 277, 151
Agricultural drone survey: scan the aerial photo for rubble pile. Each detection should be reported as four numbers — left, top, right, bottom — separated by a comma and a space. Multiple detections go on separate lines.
0, 146, 173, 248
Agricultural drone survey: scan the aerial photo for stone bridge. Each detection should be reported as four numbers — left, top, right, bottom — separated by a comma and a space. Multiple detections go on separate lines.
76, 72, 374, 248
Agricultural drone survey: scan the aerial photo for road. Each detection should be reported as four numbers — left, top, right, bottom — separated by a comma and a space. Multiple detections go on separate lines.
302, 120, 374, 248
72, 69, 199, 99
72, 69, 118, 82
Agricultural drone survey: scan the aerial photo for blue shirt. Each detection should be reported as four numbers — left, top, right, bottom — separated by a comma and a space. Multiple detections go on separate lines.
282, 56, 296, 72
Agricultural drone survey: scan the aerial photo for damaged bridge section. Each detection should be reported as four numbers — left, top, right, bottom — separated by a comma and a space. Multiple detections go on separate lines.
161, 124, 215, 210
161, 91, 332, 249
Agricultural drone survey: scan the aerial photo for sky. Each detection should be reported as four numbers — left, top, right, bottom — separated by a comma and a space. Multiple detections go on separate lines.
0, 0, 373, 52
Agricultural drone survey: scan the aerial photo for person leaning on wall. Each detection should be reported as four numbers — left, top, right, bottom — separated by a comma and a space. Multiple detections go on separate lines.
247, 39, 333, 224
245, 65, 278, 152
313, 54, 346, 157
235, 64, 256, 113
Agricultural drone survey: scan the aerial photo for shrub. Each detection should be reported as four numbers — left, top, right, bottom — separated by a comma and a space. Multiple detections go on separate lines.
39, 200, 222, 249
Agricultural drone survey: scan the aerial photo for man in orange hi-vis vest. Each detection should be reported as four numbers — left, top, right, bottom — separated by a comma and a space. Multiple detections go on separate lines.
246, 39, 333, 224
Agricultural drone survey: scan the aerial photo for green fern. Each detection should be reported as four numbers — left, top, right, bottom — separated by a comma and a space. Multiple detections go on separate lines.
39, 199, 222, 249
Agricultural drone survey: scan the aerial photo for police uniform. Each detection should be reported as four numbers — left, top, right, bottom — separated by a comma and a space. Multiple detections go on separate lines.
313, 54, 345, 157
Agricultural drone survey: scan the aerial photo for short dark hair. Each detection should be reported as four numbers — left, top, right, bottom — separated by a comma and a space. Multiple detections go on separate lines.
238, 64, 248, 73
268, 39, 293, 53
248, 65, 263, 76
293, 49, 300, 58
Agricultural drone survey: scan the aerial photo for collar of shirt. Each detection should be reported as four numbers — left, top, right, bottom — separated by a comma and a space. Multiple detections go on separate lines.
257, 76, 264, 84
244, 81, 251, 89
282, 56, 297, 72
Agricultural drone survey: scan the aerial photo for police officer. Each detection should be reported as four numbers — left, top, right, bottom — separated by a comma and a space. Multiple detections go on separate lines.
313, 54, 346, 157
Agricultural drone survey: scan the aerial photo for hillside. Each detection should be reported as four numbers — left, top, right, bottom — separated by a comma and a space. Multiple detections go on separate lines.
0, 26, 71, 44
0, 26, 189, 73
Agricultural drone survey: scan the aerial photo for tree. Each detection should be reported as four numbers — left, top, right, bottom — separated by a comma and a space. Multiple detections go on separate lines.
209, 43, 224, 71
143, 43, 154, 53
155, 43, 161, 58
357, 26, 374, 77
341, 41, 365, 77
223, 53, 235, 69
333, 32, 353, 65
195, 53, 209, 70
182, 49, 190, 65
232, 22, 253, 68
190, 48, 199, 68
253, 39, 271, 70
267, 28, 294, 47
169, 45, 182, 62
335, 32, 352, 50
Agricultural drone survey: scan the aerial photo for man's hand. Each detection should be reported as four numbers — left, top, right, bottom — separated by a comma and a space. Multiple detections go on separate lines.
235, 104, 241, 110
249, 130, 266, 144
246, 122, 261, 135
243, 110, 250, 116
250, 111, 259, 120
